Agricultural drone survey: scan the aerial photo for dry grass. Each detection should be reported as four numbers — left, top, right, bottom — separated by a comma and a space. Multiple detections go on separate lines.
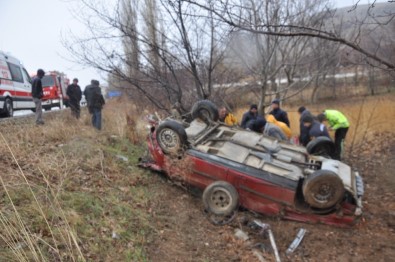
0, 101, 155, 261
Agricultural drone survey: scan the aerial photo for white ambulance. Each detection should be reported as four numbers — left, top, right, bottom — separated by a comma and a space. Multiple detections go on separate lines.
0, 51, 35, 117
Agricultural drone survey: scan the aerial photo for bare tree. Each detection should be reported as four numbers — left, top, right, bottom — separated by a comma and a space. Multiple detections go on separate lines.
64, 0, 233, 112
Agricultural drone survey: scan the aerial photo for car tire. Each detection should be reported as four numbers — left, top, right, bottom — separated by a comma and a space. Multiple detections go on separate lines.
303, 170, 345, 209
191, 100, 219, 122
306, 137, 335, 158
202, 181, 239, 216
3, 98, 13, 117
44, 107, 52, 111
156, 120, 188, 154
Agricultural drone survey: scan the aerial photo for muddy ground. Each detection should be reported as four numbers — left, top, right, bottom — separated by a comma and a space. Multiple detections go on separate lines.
145, 132, 395, 262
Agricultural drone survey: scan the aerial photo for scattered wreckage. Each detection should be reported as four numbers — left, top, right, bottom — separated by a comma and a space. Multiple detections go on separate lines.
139, 100, 364, 227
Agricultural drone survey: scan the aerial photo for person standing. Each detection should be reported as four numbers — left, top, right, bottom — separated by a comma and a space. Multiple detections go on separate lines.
84, 80, 105, 130
66, 78, 82, 118
31, 69, 45, 125
219, 107, 238, 126
317, 110, 350, 160
241, 104, 258, 128
269, 99, 290, 127
298, 106, 313, 146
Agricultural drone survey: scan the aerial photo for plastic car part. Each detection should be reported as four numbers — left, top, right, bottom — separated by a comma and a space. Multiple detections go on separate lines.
202, 181, 239, 216
191, 100, 219, 122
156, 120, 187, 154
306, 137, 336, 158
285, 228, 307, 255
303, 170, 345, 209
253, 220, 281, 262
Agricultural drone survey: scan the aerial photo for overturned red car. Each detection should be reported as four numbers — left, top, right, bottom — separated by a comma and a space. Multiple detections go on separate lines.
139, 100, 364, 227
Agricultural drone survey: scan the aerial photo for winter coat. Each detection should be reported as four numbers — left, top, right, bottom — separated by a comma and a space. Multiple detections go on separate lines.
84, 84, 105, 112
246, 117, 266, 133
309, 121, 330, 140
269, 108, 290, 127
264, 123, 287, 141
241, 111, 258, 128
299, 109, 313, 146
324, 110, 350, 129
220, 113, 238, 126
266, 114, 291, 139
31, 77, 43, 99
66, 84, 82, 104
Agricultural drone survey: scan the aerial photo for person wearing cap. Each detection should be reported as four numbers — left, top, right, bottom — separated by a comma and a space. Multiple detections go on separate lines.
66, 78, 82, 118
298, 106, 313, 146
219, 107, 238, 126
317, 110, 349, 160
31, 69, 45, 125
241, 104, 258, 128
302, 115, 330, 142
269, 99, 290, 127
84, 80, 105, 130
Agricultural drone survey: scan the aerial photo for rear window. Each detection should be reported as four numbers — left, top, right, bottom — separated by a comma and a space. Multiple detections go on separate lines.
42, 75, 55, 87
7, 62, 24, 83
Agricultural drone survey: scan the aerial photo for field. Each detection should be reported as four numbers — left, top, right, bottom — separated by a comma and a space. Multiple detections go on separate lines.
0, 93, 394, 261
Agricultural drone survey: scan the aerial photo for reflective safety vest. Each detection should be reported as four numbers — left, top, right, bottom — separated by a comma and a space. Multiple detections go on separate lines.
324, 110, 350, 130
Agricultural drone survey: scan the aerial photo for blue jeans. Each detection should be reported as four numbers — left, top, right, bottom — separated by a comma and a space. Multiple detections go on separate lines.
91, 108, 102, 130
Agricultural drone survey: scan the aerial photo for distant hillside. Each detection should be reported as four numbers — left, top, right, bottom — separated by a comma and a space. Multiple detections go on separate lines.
224, 2, 395, 72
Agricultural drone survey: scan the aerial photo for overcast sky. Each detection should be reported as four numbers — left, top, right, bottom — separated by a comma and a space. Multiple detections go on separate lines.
0, 0, 387, 89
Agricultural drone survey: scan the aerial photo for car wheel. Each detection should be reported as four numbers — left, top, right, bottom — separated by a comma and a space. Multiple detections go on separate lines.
44, 107, 51, 111
191, 100, 219, 122
156, 120, 188, 154
203, 181, 239, 216
3, 98, 13, 117
303, 170, 345, 209
306, 137, 335, 158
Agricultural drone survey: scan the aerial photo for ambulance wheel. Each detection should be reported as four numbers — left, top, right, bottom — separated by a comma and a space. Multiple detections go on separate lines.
3, 98, 13, 117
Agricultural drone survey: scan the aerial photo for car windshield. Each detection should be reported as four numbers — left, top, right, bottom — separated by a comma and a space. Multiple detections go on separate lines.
42, 76, 55, 87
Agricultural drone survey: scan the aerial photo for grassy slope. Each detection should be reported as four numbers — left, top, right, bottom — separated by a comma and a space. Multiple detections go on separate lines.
0, 104, 157, 261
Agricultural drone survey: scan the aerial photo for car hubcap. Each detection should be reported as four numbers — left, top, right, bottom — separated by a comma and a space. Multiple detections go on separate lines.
159, 128, 179, 149
210, 188, 231, 212
314, 183, 334, 203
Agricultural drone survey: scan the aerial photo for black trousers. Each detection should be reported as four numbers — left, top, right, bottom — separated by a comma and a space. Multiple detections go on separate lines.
69, 101, 81, 119
334, 127, 348, 160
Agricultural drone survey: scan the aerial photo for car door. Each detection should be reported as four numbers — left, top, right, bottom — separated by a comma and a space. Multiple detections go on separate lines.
7, 62, 30, 109
0, 59, 14, 110
21, 67, 34, 108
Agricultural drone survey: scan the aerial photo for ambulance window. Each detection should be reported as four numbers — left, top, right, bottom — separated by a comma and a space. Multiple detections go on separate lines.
22, 68, 32, 83
7, 62, 24, 83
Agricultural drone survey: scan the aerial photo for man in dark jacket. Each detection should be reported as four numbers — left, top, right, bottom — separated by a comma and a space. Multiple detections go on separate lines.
246, 117, 266, 133
302, 115, 330, 142
84, 80, 105, 130
66, 78, 82, 118
241, 104, 258, 128
269, 99, 290, 127
31, 69, 45, 125
298, 106, 313, 146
